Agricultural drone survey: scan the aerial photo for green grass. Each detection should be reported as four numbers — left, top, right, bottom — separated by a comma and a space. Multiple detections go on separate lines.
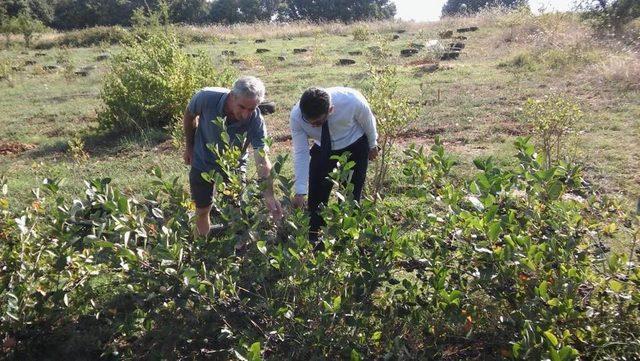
1, 15, 639, 214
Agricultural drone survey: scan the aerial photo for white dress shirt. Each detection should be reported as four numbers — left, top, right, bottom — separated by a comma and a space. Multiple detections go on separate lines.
290, 87, 378, 195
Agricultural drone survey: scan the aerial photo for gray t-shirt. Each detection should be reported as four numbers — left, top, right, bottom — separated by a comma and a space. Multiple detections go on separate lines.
187, 87, 267, 173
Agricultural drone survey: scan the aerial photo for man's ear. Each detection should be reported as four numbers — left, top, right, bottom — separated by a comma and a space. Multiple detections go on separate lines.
328, 105, 335, 114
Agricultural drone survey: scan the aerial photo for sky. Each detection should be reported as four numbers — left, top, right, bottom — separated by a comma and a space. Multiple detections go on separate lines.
393, 0, 579, 22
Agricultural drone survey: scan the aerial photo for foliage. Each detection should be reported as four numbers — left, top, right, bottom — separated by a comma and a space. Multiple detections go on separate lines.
442, 0, 528, 16
97, 30, 235, 132
0, 57, 12, 80
522, 96, 583, 170
4, 10, 47, 48
66, 135, 89, 162
579, 0, 640, 34
0, 0, 55, 24
169, 0, 210, 24
281, 0, 396, 22
46, 0, 394, 29
51, 0, 160, 30
364, 65, 419, 196
352, 25, 369, 41
1, 138, 639, 359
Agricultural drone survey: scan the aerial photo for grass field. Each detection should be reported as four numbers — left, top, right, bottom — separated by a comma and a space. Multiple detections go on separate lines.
1, 11, 638, 209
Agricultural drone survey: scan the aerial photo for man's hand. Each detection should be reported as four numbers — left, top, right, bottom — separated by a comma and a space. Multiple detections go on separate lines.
265, 195, 283, 221
183, 148, 194, 165
292, 194, 306, 209
368, 146, 379, 161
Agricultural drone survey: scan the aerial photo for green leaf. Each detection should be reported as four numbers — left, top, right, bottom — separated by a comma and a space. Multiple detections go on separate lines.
547, 180, 563, 200
512, 342, 521, 358
487, 222, 502, 242
609, 279, 624, 293
544, 330, 559, 347
558, 346, 579, 360
256, 241, 267, 255
538, 281, 549, 300
332, 295, 342, 311
247, 341, 261, 361
476, 174, 491, 192
350, 349, 362, 361
607, 254, 619, 271
94, 241, 114, 248
371, 331, 382, 341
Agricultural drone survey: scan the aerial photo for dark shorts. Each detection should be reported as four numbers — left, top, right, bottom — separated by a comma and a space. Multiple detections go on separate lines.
189, 167, 215, 209
189, 165, 247, 209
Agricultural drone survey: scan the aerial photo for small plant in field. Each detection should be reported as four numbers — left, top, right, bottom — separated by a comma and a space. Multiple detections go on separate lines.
522, 95, 583, 169
56, 48, 76, 81
67, 135, 88, 162
365, 65, 419, 196
352, 26, 370, 41
0, 57, 11, 80
167, 118, 184, 150
498, 51, 538, 71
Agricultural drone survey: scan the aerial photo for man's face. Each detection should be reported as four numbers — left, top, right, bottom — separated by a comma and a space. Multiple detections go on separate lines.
303, 106, 333, 128
230, 94, 260, 122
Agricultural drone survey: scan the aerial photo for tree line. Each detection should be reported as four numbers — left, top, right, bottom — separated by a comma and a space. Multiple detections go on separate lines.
0, 0, 637, 34
0, 0, 397, 30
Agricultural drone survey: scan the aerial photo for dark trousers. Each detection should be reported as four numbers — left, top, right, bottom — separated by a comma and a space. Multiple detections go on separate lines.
308, 135, 369, 242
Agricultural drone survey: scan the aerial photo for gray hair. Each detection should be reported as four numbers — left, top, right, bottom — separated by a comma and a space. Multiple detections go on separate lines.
231, 76, 265, 102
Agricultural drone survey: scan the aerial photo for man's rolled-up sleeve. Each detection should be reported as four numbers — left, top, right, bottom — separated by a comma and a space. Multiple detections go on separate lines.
290, 111, 310, 195
354, 93, 378, 149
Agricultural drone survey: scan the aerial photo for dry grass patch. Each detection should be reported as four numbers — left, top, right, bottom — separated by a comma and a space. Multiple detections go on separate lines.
590, 54, 640, 91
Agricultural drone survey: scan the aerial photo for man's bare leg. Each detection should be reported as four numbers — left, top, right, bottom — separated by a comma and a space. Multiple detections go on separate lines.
195, 205, 213, 236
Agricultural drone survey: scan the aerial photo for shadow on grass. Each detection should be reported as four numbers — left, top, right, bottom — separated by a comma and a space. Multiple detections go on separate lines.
24, 127, 171, 161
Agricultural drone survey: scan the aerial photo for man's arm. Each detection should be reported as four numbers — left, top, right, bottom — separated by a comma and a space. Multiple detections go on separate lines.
183, 109, 197, 165
354, 95, 379, 160
254, 149, 274, 196
254, 149, 283, 220
290, 111, 310, 208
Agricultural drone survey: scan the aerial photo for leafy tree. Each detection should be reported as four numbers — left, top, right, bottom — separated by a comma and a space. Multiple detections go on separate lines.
52, 0, 166, 30
209, 0, 242, 23
168, 0, 210, 24
0, 0, 55, 24
282, 0, 395, 22
0, 7, 14, 48
12, 10, 46, 48
209, 0, 280, 23
442, 0, 528, 16
579, 0, 640, 34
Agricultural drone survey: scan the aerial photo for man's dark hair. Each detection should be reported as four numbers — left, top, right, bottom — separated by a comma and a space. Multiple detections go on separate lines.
299, 87, 330, 119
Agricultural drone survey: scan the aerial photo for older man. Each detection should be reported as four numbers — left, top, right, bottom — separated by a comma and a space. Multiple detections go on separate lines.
289, 87, 378, 243
183, 76, 282, 236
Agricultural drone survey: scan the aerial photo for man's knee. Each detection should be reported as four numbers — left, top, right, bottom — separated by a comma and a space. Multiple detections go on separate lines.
195, 205, 212, 218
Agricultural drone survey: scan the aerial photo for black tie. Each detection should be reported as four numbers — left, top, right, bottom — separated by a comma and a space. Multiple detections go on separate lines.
320, 120, 331, 175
